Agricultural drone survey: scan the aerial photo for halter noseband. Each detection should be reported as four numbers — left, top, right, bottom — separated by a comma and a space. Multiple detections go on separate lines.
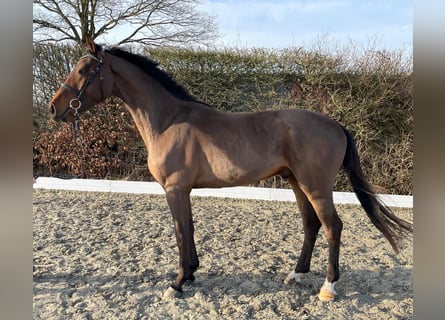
59, 52, 104, 121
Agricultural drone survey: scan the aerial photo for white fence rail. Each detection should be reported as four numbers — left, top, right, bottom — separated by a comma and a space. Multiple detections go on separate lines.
33, 177, 413, 208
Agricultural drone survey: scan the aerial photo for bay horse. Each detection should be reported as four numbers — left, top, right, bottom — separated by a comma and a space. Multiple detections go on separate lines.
48, 39, 412, 301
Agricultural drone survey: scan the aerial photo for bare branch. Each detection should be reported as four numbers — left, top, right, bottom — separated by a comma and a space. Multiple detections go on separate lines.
33, 0, 218, 46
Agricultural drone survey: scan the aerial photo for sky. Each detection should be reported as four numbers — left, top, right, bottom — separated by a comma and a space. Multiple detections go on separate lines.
200, 0, 412, 52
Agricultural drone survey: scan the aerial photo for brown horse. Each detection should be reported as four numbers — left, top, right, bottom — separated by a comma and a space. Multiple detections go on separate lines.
48, 39, 412, 301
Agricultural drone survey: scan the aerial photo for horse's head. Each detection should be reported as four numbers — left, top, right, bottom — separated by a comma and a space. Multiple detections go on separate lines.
49, 38, 112, 122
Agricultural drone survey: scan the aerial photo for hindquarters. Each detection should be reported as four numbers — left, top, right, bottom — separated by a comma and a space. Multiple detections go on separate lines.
284, 112, 412, 254
283, 110, 347, 196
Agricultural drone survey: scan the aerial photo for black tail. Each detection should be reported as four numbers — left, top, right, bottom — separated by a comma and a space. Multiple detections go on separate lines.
341, 126, 413, 253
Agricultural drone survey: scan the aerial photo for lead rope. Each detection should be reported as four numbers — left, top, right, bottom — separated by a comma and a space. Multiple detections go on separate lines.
70, 100, 87, 178
69, 98, 82, 144
72, 110, 81, 143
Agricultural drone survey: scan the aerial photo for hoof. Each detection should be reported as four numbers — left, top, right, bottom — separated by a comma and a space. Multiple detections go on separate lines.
318, 289, 335, 302
284, 271, 302, 284
163, 286, 182, 299
186, 274, 195, 282
318, 279, 337, 302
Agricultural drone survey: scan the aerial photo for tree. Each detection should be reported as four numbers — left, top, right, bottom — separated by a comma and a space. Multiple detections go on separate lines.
33, 0, 219, 47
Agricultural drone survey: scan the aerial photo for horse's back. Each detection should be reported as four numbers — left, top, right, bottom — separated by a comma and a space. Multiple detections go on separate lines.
186, 107, 346, 187
242, 108, 347, 153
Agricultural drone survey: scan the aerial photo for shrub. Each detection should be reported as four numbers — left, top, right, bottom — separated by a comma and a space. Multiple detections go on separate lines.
33, 43, 413, 194
33, 99, 150, 180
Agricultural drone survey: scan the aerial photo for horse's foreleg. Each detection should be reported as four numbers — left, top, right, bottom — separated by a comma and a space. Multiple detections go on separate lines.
165, 188, 199, 294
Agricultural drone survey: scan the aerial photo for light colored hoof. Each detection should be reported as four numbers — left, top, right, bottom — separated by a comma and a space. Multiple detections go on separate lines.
318, 289, 335, 302
163, 287, 182, 299
284, 271, 302, 284
318, 279, 337, 302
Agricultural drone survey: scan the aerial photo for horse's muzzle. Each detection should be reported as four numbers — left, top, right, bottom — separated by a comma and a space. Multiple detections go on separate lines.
49, 103, 68, 122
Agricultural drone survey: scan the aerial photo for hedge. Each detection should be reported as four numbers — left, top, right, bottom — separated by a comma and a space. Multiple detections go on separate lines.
33, 44, 412, 194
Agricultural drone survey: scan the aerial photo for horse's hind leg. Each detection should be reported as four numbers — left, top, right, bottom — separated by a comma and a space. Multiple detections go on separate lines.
285, 170, 343, 301
306, 193, 343, 301
284, 176, 321, 284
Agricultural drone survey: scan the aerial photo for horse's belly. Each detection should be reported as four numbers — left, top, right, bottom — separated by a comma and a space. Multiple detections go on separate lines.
194, 151, 283, 188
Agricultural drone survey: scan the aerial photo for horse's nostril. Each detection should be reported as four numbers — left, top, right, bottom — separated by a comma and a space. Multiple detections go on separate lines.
49, 104, 56, 116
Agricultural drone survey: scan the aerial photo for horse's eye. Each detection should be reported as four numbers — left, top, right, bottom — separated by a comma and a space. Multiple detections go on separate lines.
78, 68, 87, 76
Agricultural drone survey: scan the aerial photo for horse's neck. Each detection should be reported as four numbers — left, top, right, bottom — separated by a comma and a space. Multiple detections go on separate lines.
110, 57, 182, 147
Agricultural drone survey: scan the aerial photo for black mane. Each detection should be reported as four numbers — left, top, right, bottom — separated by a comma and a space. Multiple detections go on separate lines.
105, 46, 199, 103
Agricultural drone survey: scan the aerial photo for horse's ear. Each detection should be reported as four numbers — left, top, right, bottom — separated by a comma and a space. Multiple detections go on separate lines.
85, 35, 97, 54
